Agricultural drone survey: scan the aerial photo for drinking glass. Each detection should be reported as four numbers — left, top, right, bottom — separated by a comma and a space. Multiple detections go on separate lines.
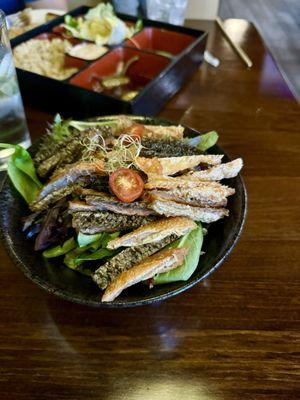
112, 0, 139, 16
0, 9, 31, 171
146, 0, 188, 25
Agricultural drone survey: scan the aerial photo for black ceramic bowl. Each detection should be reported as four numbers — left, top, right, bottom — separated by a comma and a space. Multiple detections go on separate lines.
0, 117, 247, 307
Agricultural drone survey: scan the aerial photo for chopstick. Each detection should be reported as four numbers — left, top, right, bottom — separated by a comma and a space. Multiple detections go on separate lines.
215, 17, 253, 68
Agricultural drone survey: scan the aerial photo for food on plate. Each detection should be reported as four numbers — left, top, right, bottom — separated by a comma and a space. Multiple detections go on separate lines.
102, 57, 138, 88
149, 199, 229, 223
63, 3, 140, 45
13, 38, 78, 80
93, 235, 176, 289
145, 175, 225, 190
109, 167, 144, 202
92, 56, 142, 101
146, 182, 235, 207
70, 190, 154, 216
102, 247, 188, 302
68, 43, 108, 60
1, 114, 243, 302
186, 158, 243, 181
107, 217, 197, 249
153, 225, 203, 284
133, 124, 185, 141
30, 161, 105, 211
71, 210, 156, 234
140, 139, 201, 157
136, 154, 223, 176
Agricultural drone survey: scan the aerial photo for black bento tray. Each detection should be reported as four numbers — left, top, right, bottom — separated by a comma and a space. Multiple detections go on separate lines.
11, 6, 207, 118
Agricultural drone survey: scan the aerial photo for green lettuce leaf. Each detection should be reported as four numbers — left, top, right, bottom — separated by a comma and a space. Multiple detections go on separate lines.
64, 231, 120, 271
64, 14, 78, 28
99, 231, 119, 248
154, 224, 203, 284
186, 131, 219, 151
0, 143, 42, 204
63, 242, 98, 272
77, 231, 119, 248
73, 248, 116, 266
77, 232, 103, 248
42, 237, 77, 258
51, 113, 72, 141
196, 131, 219, 151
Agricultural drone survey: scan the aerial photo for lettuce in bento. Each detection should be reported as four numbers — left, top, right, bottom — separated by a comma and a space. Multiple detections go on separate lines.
63, 3, 138, 46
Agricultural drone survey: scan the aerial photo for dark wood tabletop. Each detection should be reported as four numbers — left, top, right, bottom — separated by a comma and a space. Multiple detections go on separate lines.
1, 19, 300, 399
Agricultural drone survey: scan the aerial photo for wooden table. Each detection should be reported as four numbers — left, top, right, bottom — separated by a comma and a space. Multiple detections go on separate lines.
1, 19, 300, 399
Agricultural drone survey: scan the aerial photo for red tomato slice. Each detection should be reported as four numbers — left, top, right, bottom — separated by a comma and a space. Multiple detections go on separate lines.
109, 168, 144, 203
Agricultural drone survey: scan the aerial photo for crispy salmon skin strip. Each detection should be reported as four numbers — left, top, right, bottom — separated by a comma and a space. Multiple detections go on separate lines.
102, 247, 188, 302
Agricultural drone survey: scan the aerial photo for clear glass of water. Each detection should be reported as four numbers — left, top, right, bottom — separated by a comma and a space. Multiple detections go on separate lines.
0, 9, 31, 171
146, 0, 188, 25
112, 0, 139, 16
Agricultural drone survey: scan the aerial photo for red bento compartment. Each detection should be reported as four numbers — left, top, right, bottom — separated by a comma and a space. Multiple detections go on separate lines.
125, 27, 195, 56
70, 47, 170, 100
35, 32, 62, 41
63, 55, 86, 71
52, 25, 82, 44
35, 32, 80, 47
52, 24, 68, 36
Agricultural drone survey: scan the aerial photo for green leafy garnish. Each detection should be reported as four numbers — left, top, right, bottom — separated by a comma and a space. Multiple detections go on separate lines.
186, 131, 219, 151
63, 244, 94, 267
134, 18, 143, 33
73, 248, 116, 266
99, 232, 120, 248
49, 114, 118, 140
63, 239, 113, 269
64, 14, 78, 28
77, 232, 103, 248
197, 131, 219, 151
154, 224, 203, 284
77, 231, 120, 248
63, 3, 135, 46
42, 238, 77, 258
0, 143, 42, 204
51, 113, 72, 141
61, 231, 120, 273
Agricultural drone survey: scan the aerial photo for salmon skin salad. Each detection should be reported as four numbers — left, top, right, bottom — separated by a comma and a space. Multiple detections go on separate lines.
0, 115, 243, 303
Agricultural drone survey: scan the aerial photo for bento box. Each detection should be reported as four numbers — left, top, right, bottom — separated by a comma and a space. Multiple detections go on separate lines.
11, 6, 207, 118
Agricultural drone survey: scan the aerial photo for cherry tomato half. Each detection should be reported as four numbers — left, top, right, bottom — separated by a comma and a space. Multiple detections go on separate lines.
109, 168, 144, 203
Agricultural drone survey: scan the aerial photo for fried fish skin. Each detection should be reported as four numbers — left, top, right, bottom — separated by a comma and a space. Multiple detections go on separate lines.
102, 247, 188, 302
93, 235, 177, 289
34, 126, 113, 177
140, 139, 203, 158
71, 211, 157, 234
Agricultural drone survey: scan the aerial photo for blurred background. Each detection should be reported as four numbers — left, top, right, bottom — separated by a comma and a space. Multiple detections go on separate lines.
1, 0, 299, 98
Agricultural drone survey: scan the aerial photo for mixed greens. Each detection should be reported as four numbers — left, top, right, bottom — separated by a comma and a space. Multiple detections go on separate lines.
154, 224, 203, 284
0, 143, 42, 203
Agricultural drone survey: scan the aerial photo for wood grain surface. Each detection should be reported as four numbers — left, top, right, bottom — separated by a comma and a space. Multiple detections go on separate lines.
1, 19, 300, 399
